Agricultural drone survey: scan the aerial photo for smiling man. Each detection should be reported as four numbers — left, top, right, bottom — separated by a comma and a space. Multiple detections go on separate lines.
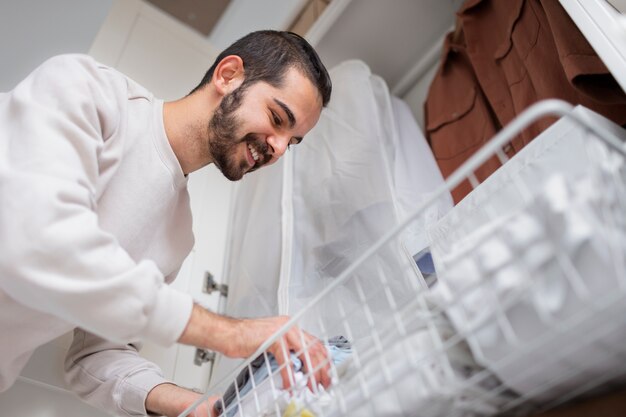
167, 39, 326, 180
0, 30, 331, 417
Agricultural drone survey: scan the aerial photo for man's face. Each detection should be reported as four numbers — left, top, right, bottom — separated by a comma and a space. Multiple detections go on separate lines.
208, 67, 323, 181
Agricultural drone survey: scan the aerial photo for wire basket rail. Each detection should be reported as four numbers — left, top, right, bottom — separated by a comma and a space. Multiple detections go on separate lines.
181, 99, 626, 417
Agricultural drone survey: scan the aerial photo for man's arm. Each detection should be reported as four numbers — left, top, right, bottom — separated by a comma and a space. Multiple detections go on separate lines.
145, 383, 219, 417
64, 329, 169, 416
178, 304, 331, 391
64, 305, 330, 417
65, 328, 218, 417
0, 54, 192, 347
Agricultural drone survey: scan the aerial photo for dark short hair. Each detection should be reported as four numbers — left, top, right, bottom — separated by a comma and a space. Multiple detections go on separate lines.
190, 30, 331, 106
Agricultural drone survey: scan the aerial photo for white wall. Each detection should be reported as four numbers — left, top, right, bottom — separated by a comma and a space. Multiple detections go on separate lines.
0, 0, 113, 91
402, 62, 440, 131
0, 4, 115, 414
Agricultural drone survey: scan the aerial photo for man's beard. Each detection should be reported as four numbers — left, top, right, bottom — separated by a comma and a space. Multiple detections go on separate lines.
208, 87, 271, 181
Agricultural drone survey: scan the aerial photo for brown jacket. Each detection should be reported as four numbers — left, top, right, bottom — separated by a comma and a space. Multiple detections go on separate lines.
425, 0, 626, 203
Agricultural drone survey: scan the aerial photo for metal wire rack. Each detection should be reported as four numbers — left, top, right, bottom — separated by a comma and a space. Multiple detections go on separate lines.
180, 99, 626, 417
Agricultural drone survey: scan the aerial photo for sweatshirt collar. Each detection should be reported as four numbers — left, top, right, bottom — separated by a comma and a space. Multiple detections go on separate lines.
153, 99, 187, 188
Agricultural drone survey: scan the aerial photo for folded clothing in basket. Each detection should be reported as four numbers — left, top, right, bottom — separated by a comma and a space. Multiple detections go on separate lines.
329, 313, 514, 417
215, 336, 352, 417
429, 167, 626, 402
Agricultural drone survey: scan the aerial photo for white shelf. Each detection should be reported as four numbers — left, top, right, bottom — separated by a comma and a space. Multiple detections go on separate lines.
560, 0, 626, 93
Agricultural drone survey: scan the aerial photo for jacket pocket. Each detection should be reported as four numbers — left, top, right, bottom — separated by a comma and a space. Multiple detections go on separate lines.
425, 81, 502, 203
426, 85, 496, 163
494, 0, 540, 87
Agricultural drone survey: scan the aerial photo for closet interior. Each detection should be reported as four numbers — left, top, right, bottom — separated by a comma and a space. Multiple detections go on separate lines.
191, 1, 626, 416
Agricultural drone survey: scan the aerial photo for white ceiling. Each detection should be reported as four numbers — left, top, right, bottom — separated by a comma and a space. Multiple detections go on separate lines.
208, 0, 309, 50
312, 0, 465, 92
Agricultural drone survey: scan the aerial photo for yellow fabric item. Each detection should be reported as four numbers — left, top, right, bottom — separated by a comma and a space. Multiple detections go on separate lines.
282, 401, 316, 417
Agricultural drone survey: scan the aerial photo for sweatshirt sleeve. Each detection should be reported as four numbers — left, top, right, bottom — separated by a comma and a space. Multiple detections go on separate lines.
0, 54, 193, 346
65, 328, 170, 417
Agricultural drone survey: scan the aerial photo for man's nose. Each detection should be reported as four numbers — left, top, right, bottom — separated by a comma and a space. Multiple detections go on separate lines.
267, 133, 290, 159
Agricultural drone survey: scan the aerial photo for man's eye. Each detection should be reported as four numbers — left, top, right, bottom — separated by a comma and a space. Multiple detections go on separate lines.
272, 113, 282, 126
287, 139, 298, 151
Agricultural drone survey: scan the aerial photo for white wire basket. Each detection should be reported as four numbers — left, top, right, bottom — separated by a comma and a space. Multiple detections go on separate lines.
181, 100, 626, 417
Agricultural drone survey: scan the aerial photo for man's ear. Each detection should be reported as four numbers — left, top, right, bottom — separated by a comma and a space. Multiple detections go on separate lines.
213, 55, 244, 96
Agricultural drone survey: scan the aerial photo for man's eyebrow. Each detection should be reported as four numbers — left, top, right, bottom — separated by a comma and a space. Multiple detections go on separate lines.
273, 98, 296, 128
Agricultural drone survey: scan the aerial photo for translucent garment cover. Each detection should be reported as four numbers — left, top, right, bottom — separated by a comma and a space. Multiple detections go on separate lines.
215, 60, 451, 380
287, 60, 451, 342
220, 159, 285, 320
212, 160, 286, 383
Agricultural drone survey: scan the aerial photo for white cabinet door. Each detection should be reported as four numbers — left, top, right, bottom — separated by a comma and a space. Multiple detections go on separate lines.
90, 0, 233, 392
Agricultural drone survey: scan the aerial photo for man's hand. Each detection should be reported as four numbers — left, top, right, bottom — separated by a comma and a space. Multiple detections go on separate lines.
145, 383, 219, 417
178, 304, 331, 391
234, 316, 332, 391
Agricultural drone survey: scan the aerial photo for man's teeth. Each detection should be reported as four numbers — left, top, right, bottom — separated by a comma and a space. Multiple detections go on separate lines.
248, 143, 259, 162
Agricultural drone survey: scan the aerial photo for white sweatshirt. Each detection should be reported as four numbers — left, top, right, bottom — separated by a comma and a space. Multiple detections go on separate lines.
0, 55, 195, 415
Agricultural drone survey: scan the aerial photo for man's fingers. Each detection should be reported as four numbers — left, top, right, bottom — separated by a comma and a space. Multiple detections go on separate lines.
272, 336, 296, 391
206, 395, 221, 417
313, 344, 332, 389
267, 324, 333, 392
191, 395, 220, 417
296, 333, 331, 391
